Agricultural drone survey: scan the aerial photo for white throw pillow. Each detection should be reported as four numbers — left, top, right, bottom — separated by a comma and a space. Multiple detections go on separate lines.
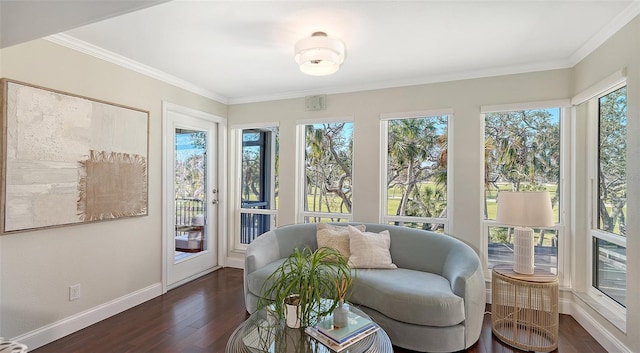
316, 223, 365, 260
347, 225, 397, 269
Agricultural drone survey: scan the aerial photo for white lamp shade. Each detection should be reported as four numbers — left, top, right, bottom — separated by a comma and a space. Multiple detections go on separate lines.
294, 32, 345, 76
496, 191, 555, 227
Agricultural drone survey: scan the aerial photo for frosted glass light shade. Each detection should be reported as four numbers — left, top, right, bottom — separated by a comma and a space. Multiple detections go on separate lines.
294, 32, 345, 76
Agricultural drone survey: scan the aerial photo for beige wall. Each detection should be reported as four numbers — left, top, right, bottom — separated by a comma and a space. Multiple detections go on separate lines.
228, 69, 572, 258
571, 15, 639, 352
0, 39, 226, 338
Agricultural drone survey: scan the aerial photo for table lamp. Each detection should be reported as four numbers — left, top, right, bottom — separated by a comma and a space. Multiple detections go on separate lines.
496, 191, 555, 274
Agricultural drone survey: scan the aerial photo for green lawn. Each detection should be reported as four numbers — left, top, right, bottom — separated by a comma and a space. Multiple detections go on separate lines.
300, 183, 627, 239
305, 182, 562, 221
485, 183, 560, 220
295, 184, 571, 246
386, 182, 560, 220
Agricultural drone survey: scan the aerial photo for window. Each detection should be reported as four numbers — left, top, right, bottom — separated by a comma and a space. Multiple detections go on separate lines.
300, 122, 353, 223
382, 114, 449, 231
235, 127, 278, 245
592, 85, 627, 307
484, 108, 562, 273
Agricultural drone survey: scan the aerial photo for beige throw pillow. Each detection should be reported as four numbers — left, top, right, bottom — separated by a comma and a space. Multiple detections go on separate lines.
316, 223, 365, 260
347, 225, 397, 269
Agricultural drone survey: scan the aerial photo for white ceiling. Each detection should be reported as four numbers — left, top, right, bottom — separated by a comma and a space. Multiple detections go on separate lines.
4, 1, 640, 104
0, 0, 169, 48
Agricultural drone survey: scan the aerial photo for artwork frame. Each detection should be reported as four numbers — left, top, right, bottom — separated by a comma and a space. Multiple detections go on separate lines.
0, 78, 149, 234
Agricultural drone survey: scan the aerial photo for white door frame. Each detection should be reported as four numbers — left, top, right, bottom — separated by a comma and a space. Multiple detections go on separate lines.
161, 101, 227, 293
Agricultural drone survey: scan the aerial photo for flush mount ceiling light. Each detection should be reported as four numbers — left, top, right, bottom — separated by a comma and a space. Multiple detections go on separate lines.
294, 32, 345, 76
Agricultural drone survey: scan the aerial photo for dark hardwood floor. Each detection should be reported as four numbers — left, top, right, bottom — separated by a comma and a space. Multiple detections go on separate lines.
33, 268, 607, 353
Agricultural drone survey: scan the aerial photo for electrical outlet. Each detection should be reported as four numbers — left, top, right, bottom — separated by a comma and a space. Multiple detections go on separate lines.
69, 284, 81, 301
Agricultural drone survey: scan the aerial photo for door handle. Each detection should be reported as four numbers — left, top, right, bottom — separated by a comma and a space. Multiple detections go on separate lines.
212, 199, 219, 205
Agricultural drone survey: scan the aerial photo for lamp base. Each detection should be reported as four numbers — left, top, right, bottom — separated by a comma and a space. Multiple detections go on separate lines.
513, 227, 534, 274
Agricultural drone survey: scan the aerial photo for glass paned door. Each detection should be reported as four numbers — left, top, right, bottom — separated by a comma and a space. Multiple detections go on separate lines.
164, 104, 219, 289
174, 129, 207, 259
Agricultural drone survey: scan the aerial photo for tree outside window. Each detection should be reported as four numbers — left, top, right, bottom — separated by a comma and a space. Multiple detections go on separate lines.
303, 123, 353, 222
593, 86, 627, 307
385, 116, 448, 231
175, 130, 206, 202
484, 108, 560, 272
597, 86, 627, 236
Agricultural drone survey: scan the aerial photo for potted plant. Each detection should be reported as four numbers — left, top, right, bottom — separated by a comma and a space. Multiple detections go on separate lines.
258, 246, 353, 328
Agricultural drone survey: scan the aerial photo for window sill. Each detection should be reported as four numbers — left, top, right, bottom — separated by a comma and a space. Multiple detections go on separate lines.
573, 290, 626, 333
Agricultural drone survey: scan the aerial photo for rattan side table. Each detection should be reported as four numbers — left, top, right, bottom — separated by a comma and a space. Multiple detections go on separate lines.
491, 264, 558, 352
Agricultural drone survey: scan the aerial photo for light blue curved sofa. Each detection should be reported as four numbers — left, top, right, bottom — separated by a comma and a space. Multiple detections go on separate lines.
244, 223, 485, 353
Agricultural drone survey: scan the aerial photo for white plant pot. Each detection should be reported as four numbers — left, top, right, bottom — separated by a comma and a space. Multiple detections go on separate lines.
284, 295, 301, 328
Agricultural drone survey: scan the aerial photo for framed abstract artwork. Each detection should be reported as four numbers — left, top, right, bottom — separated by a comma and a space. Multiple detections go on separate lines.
0, 79, 149, 233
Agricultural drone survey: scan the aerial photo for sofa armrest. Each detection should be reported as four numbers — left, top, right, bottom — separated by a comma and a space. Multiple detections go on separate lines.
442, 244, 485, 349
244, 230, 281, 275
243, 230, 282, 313
442, 245, 481, 296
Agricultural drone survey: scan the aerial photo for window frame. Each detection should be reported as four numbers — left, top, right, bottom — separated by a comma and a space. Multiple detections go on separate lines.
379, 109, 453, 232
296, 117, 355, 223
480, 100, 571, 285
587, 81, 627, 312
229, 123, 279, 252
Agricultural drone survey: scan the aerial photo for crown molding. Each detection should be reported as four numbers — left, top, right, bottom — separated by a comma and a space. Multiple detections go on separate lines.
569, 1, 640, 66
226, 58, 572, 105
45, 0, 638, 108
45, 33, 228, 105
43, 34, 572, 107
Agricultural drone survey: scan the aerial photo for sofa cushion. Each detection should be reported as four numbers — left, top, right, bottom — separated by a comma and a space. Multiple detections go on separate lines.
246, 258, 287, 297
316, 223, 365, 260
348, 226, 397, 269
349, 268, 465, 327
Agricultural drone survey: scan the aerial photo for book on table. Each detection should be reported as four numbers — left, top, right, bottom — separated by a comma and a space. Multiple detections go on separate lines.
315, 310, 377, 344
305, 324, 378, 352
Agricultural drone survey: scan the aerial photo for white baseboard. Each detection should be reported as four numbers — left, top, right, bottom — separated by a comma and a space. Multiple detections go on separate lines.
13, 282, 162, 351
225, 256, 244, 269
570, 301, 631, 353
559, 297, 571, 315
166, 266, 221, 291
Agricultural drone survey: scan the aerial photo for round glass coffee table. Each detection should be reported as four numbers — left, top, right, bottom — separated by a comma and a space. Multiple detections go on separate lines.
226, 304, 392, 353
